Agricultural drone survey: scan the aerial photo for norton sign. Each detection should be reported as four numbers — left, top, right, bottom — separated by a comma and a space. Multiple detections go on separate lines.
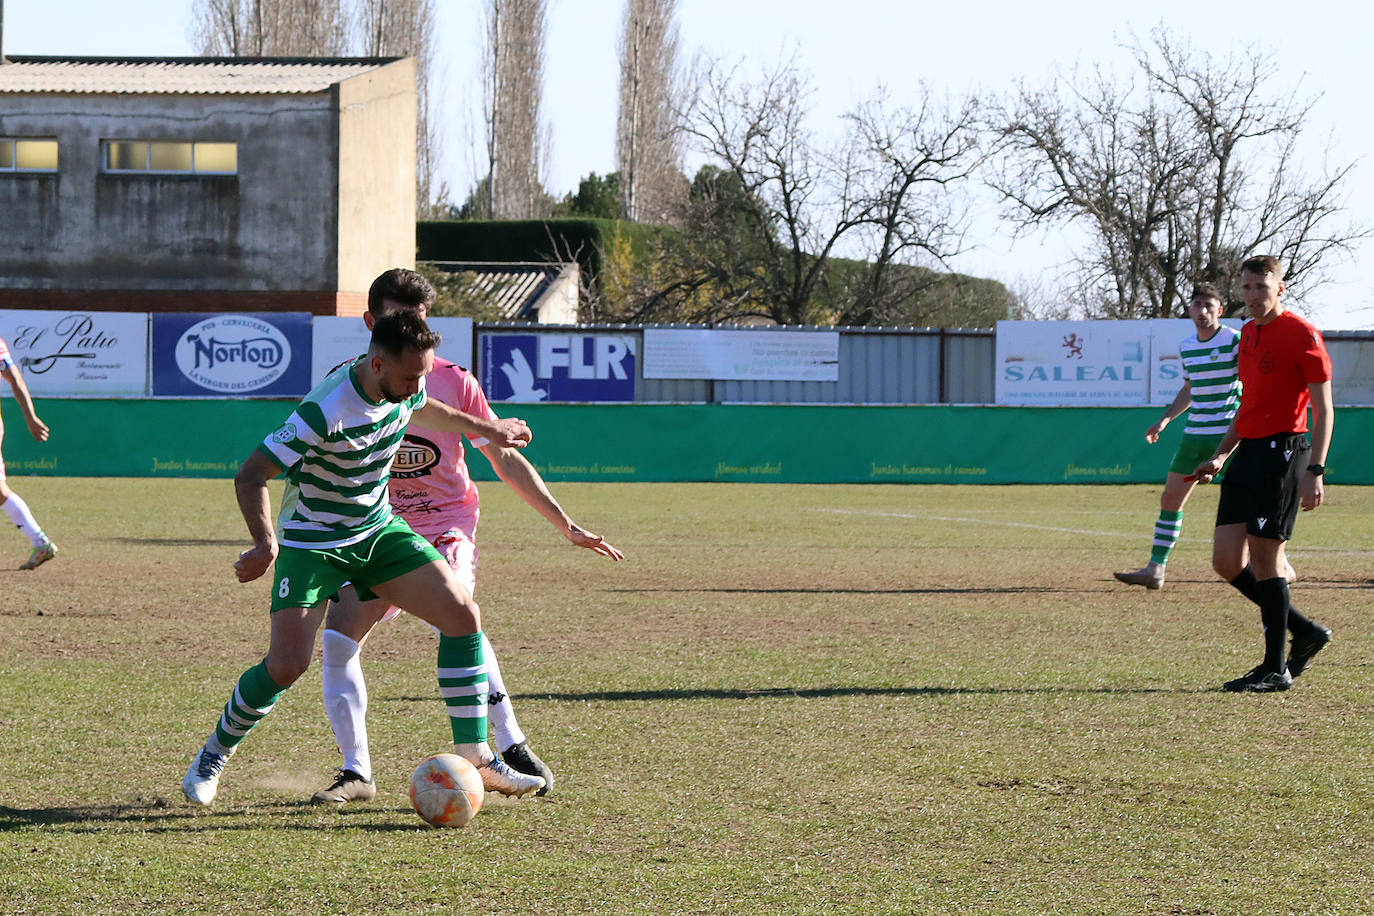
176, 316, 288, 392
152, 313, 313, 397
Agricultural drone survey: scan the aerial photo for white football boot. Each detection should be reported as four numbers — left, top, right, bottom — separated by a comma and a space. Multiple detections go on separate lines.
475, 755, 545, 797
182, 747, 230, 805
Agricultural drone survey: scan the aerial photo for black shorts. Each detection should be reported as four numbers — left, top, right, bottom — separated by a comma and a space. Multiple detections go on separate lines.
1215, 433, 1311, 541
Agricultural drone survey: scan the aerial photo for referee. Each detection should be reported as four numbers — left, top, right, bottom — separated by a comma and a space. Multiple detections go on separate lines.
1192, 255, 1333, 692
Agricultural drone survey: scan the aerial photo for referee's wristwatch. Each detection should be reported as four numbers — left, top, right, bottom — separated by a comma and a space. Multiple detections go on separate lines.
1306, 463, 1326, 477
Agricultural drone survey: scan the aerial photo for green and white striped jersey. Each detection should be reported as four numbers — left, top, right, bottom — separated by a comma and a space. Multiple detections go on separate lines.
259, 357, 426, 550
1179, 326, 1240, 436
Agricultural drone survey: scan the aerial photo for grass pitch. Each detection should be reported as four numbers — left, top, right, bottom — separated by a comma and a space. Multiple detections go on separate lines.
1, 478, 1372, 915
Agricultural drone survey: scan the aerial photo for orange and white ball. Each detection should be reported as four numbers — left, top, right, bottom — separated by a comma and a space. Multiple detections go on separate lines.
409, 753, 484, 827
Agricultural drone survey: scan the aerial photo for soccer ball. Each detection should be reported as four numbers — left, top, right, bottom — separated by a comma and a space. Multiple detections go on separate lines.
409, 753, 485, 827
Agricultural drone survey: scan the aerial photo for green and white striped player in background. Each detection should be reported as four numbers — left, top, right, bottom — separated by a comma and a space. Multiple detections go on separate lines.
183, 301, 546, 805
1114, 282, 1291, 591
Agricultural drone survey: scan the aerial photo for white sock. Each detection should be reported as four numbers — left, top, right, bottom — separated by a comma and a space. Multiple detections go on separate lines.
455, 742, 495, 765
321, 629, 371, 782
482, 633, 527, 753
1, 493, 46, 548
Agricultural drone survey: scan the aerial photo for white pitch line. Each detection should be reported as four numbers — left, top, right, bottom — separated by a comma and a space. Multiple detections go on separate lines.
810, 507, 1129, 538
808, 507, 1374, 554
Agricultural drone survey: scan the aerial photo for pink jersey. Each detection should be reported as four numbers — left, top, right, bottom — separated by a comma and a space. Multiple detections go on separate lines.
388, 357, 497, 539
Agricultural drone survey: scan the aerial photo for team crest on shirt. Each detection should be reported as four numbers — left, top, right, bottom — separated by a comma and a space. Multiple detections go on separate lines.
391, 434, 440, 478
271, 422, 297, 444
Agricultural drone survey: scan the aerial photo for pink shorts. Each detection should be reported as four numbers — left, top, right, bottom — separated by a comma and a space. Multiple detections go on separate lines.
379, 527, 478, 623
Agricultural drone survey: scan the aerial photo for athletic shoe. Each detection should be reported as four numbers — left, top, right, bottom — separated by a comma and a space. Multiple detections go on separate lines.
19, 540, 57, 570
1113, 566, 1164, 590
476, 755, 545, 797
1222, 664, 1293, 693
502, 740, 554, 797
1288, 625, 1332, 679
183, 748, 229, 805
311, 768, 376, 806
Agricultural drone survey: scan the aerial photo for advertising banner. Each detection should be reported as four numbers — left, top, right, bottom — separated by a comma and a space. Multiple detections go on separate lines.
1147, 318, 1245, 406
643, 328, 840, 381
995, 320, 1151, 405
0, 311, 148, 396
311, 316, 475, 383
151, 313, 313, 397
479, 332, 636, 402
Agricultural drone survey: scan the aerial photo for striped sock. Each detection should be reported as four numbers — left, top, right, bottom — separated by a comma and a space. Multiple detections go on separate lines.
1149, 510, 1183, 565
438, 632, 488, 744
209, 662, 286, 755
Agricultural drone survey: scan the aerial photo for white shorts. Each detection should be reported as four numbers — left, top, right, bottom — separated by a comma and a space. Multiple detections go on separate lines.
379, 527, 478, 624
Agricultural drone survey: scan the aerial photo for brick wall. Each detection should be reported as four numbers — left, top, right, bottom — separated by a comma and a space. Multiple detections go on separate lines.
0, 289, 367, 316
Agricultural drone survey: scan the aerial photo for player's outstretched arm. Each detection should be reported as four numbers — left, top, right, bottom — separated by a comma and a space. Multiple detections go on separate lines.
0, 364, 49, 442
1148, 381, 1191, 443
415, 399, 531, 449
233, 449, 281, 583
479, 443, 624, 561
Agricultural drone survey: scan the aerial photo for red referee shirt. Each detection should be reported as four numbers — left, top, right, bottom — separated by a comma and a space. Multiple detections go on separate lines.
1235, 310, 1332, 438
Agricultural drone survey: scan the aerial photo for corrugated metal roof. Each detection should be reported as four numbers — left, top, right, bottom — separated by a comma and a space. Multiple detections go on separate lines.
434, 263, 559, 320
0, 56, 402, 95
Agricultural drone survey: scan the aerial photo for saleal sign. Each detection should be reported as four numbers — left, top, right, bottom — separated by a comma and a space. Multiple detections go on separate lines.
152, 313, 312, 397
479, 333, 636, 402
996, 320, 1150, 405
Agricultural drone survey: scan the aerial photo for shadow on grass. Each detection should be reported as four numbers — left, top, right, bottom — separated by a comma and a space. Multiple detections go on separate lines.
394, 684, 1212, 704
0, 800, 424, 833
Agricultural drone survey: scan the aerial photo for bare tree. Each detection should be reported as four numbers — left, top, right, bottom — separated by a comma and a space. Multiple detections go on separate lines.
616, 0, 687, 224
836, 86, 985, 325
480, 0, 549, 219
191, 0, 348, 56
989, 27, 1366, 318
353, 0, 445, 218
676, 56, 867, 324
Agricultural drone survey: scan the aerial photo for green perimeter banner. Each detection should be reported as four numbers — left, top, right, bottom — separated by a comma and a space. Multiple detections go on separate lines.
4, 400, 1372, 485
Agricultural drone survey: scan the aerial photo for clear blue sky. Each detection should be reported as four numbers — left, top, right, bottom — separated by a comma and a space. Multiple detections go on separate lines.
6, 0, 1372, 327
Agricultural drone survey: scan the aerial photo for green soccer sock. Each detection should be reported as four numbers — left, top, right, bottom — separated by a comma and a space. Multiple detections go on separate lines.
1150, 510, 1183, 565
210, 662, 286, 755
438, 631, 488, 745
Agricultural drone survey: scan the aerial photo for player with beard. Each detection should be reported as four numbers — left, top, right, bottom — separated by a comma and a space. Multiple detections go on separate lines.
183, 307, 547, 805
310, 268, 622, 806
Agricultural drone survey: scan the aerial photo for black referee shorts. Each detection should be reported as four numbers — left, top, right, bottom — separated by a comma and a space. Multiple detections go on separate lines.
1215, 433, 1311, 541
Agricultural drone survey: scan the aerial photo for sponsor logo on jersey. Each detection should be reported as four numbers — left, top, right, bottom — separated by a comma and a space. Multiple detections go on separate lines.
272, 422, 298, 444
391, 434, 440, 478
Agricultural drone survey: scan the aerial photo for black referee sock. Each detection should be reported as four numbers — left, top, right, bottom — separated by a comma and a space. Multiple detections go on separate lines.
1231, 566, 1317, 637
1229, 567, 1263, 605
1255, 577, 1291, 672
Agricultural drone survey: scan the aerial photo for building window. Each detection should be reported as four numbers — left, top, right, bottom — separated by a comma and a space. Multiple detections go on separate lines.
102, 141, 237, 175
0, 138, 59, 172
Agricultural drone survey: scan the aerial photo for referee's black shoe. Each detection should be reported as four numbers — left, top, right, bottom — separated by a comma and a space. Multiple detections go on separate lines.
1288, 625, 1332, 679
1223, 664, 1293, 693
